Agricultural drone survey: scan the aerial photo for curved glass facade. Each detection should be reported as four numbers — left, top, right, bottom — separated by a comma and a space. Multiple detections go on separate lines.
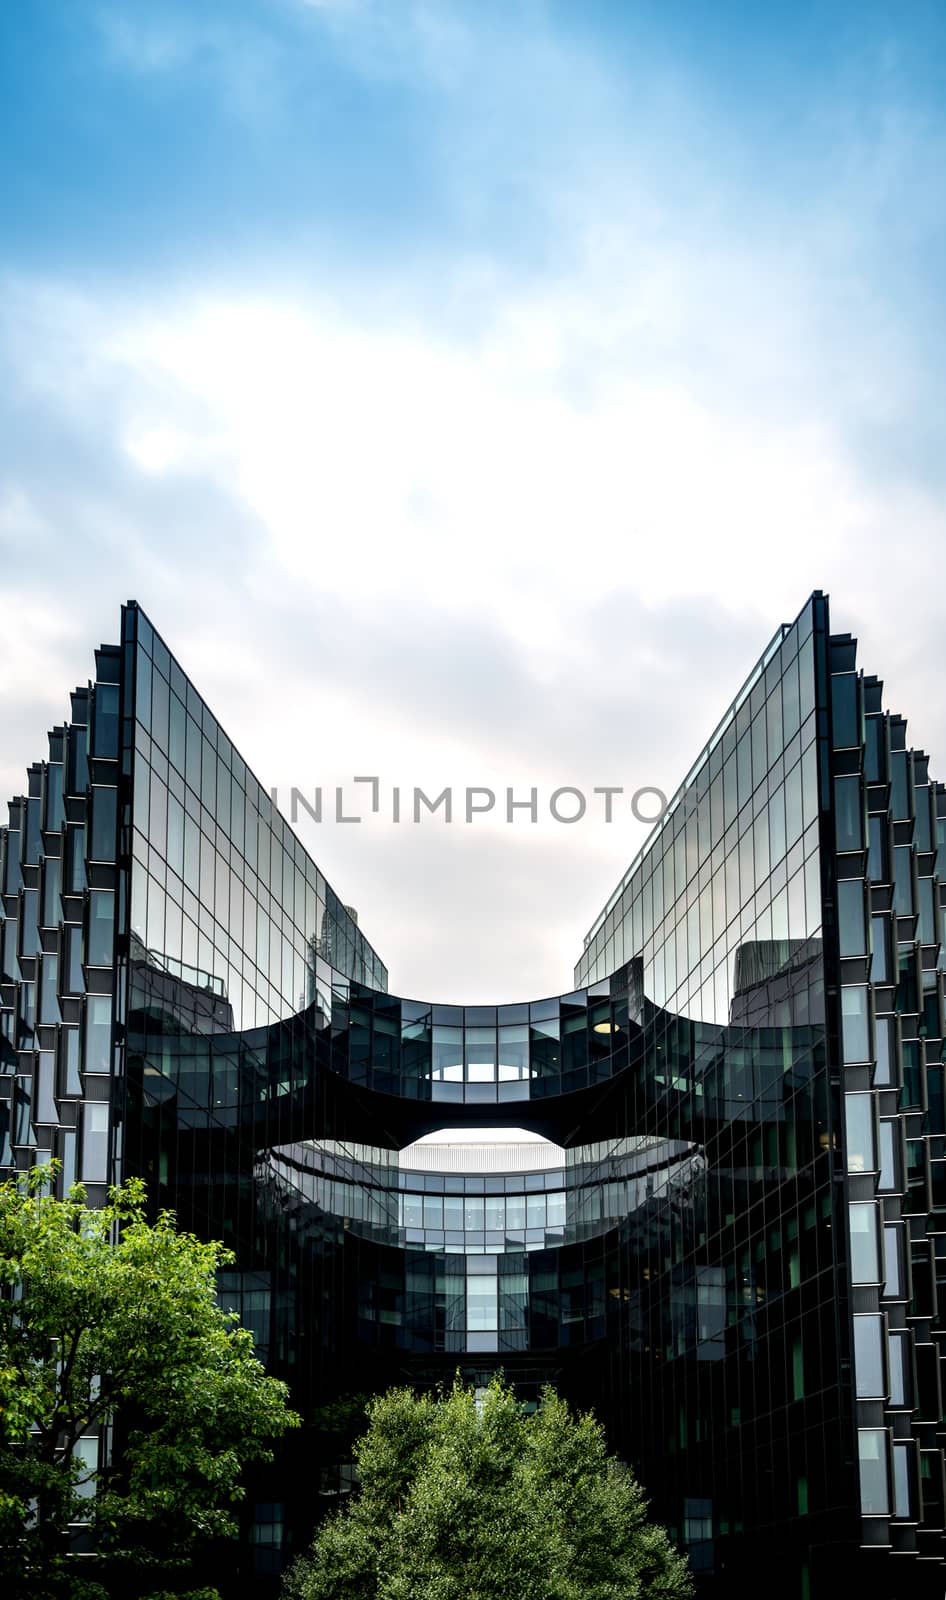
246, 1128, 685, 1255
3, 592, 946, 1596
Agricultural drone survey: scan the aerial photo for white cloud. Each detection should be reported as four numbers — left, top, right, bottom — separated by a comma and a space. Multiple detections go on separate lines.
4, 6, 946, 997
4, 240, 945, 1000
86, 248, 942, 653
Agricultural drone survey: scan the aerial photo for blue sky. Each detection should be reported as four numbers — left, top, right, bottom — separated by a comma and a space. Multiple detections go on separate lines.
2, 0, 946, 999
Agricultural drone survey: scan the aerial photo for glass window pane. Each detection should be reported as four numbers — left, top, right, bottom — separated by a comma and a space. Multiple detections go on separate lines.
136, 649, 152, 728
850, 1203, 879, 1283
66, 826, 87, 894
785, 766, 804, 850
892, 846, 913, 915
832, 674, 858, 749
890, 751, 911, 821
432, 1028, 463, 1081
889, 1333, 909, 1407
167, 795, 185, 879
87, 892, 115, 967
60, 1027, 82, 1097
883, 1226, 902, 1298
38, 956, 59, 1026
169, 692, 186, 774
19, 891, 40, 957
853, 1316, 884, 1398
81, 1101, 110, 1182
870, 916, 890, 982
768, 785, 786, 866
151, 667, 169, 750
867, 814, 887, 881
878, 1122, 899, 1191
873, 1018, 893, 1087
84, 995, 112, 1074
34, 1053, 57, 1123
753, 808, 770, 884
74, 1436, 99, 1500
845, 1094, 875, 1173
838, 879, 867, 956
835, 775, 863, 851
893, 1446, 911, 1519
841, 987, 870, 1063
858, 1431, 889, 1515
90, 786, 117, 863
467, 1275, 498, 1330
864, 715, 883, 783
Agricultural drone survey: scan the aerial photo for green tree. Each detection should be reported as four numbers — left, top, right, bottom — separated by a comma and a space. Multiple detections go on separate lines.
0, 1164, 298, 1597
284, 1376, 692, 1600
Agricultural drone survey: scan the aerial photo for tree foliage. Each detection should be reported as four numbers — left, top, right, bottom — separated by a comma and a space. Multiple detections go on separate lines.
0, 1164, 298, 1596
285, 1376, 692, 1600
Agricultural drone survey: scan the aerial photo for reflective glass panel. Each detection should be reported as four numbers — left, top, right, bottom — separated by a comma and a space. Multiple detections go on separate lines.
853, 1316, 884, 1398
858, 1431, 888, 1516
849, 1203, 879, 1283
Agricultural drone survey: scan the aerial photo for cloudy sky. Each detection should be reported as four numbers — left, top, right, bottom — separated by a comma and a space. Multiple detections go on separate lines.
2, 0, 945, 1003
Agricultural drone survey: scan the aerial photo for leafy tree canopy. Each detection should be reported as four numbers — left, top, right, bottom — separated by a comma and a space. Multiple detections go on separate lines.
285, 1376, 692, 1600
0, 1164, 298, 1597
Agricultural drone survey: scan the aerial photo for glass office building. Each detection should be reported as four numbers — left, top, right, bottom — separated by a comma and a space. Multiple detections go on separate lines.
2, 592, 945, 1595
